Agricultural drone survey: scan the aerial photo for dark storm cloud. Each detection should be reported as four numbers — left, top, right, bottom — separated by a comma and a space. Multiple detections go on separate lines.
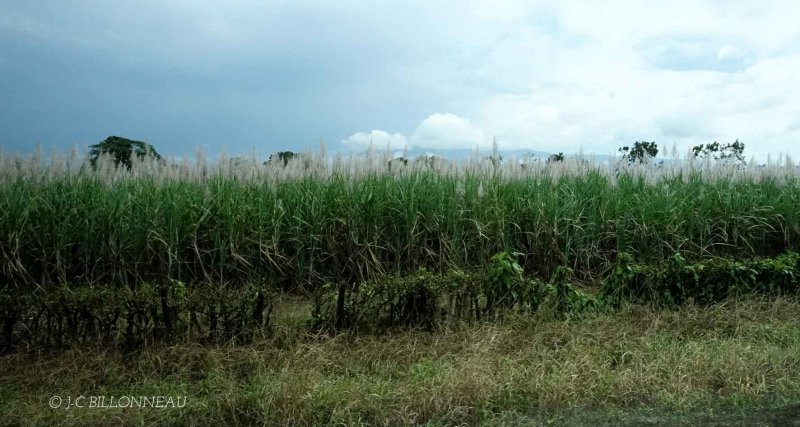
0, 1, 445, 157
2, 1, 799, 161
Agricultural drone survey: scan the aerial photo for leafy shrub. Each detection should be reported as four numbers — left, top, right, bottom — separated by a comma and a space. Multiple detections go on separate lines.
310, 269, 482, 333
598, 252, 645, 307
311, 252, 601, 333
542, 266, 598, 318
598, 251, 800, 307
0, 282, 272, 353
484, 251, 525, 316
750, 251, 800, 293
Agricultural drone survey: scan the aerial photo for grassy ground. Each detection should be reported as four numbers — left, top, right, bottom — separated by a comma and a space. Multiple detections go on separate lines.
2, 296, 800, 426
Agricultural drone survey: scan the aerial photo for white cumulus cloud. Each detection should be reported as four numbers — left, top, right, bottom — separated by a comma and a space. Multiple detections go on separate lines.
344, 113, 493, 152
410, 113, 489, 150
341, 130, 408, 151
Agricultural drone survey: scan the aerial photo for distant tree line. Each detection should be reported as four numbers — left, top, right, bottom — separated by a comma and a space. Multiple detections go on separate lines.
87, 136, 747, 170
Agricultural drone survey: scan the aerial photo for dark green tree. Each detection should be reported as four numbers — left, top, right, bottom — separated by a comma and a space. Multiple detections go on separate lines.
89, 136, 161, 169
266, 151, 301, 166
387, 157, 409, 170
414, 154, 444, 169
692, 140, 746, 165
619, 141, 658, 163
484, 154, 504, 168
547, 152, 565, 163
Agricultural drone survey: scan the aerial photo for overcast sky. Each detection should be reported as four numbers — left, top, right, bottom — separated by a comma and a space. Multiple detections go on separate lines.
1, 0, 799, 161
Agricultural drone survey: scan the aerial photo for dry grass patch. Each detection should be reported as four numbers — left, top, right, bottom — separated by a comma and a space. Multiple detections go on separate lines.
1, 297, 799, 425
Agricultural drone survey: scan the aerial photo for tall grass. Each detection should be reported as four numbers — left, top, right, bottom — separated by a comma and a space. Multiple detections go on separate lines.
1, 145, 799, 291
